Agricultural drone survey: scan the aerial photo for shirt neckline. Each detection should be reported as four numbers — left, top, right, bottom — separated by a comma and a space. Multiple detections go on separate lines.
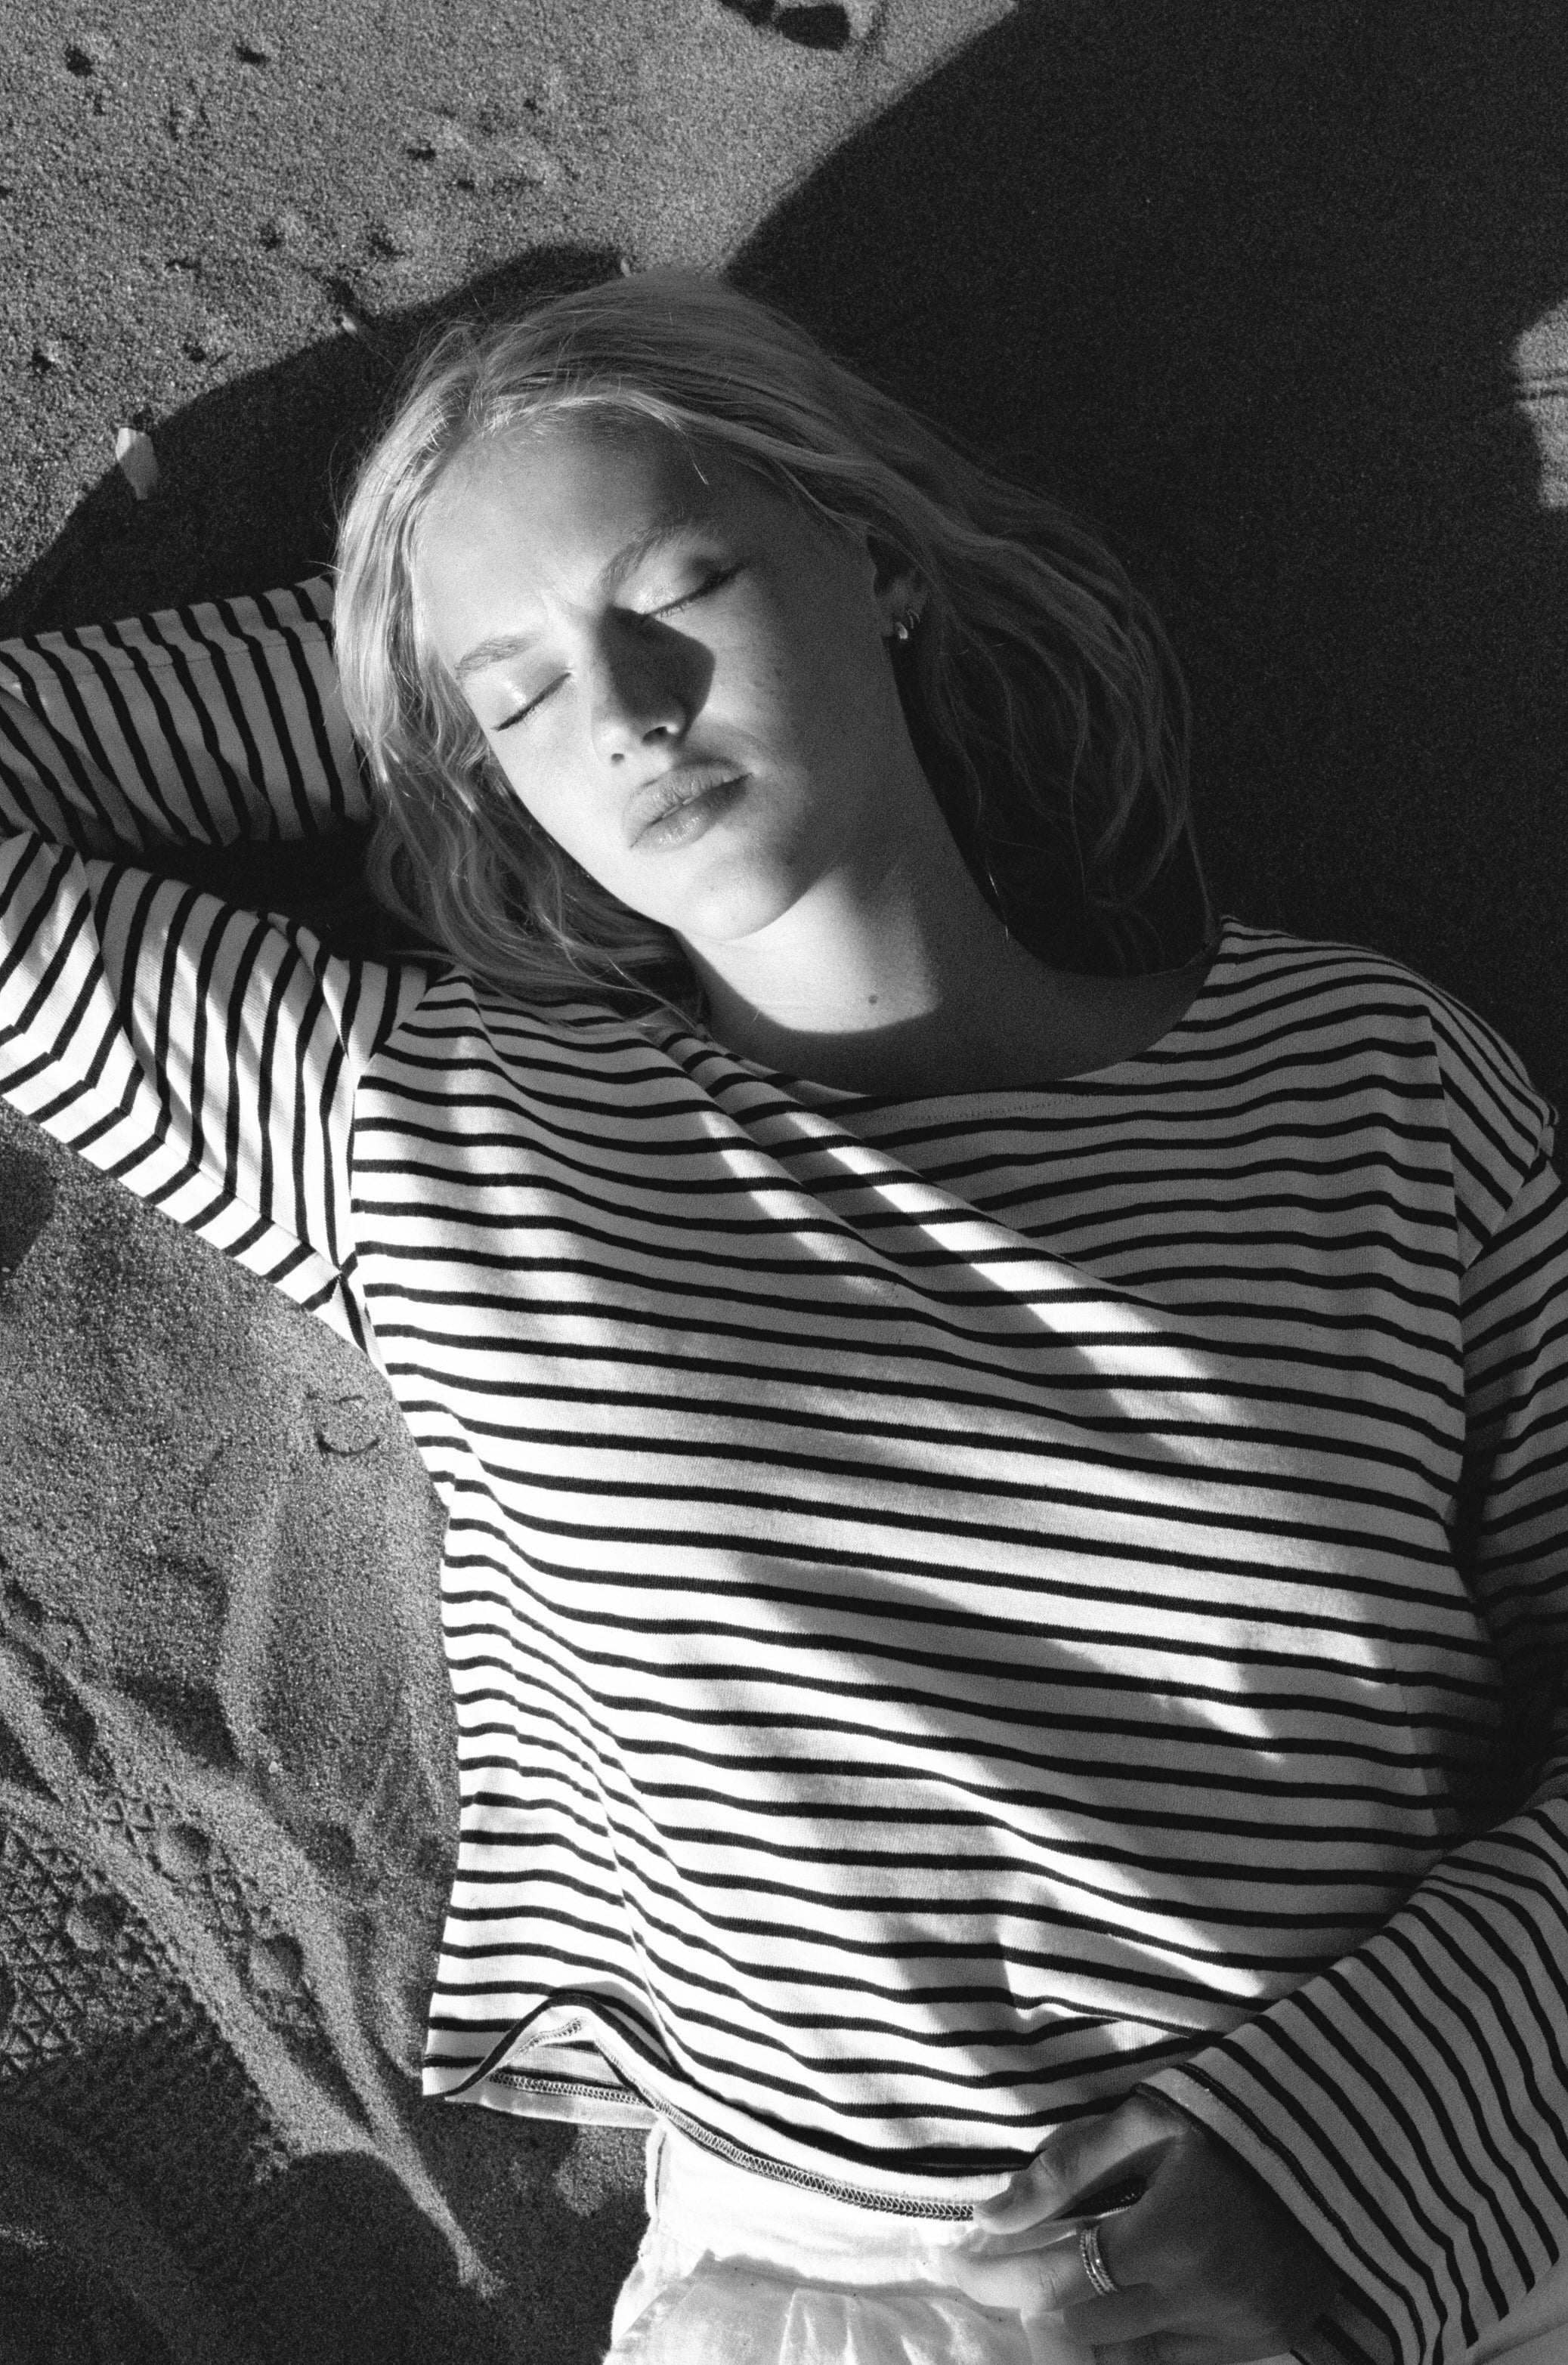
685, 917, 1237, 1111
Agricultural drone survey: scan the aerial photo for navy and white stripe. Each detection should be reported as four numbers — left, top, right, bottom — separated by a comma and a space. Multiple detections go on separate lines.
3, 581, 1566, 2365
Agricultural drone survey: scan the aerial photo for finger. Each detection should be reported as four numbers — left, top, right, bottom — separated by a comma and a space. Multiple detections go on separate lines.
1058, 2286, 1170, 2346
949, 2234, 1081, 2316
1123, 2309, 1322, 2365
974, 2098, 1174, 2234
1029, 2225, 1143, 2316
951, 2227, 1161, 2323
1113, 2338, 1248, 2365
963, 2206, 1128, 2265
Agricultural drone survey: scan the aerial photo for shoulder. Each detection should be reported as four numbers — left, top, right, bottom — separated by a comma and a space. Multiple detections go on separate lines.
1209, 918, 1557, 1247
406, 969, 690, 1080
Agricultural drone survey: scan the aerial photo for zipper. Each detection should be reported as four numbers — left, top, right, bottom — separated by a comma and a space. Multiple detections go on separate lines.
651, 2094, 975, 2221
659, 2112, 1144, 2227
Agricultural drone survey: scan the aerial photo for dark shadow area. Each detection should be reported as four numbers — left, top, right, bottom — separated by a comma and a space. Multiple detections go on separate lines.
0, 2094, 644, 2365
729, 0, 1568, 1105
0, 1135, 57, 1279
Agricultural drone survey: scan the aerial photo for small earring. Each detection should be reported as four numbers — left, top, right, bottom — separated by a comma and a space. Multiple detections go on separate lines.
891, 611, 916, 644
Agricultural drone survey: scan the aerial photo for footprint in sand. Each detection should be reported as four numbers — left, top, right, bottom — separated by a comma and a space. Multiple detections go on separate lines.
85, 1785, 327, 2048
153, 1820, 213, 1881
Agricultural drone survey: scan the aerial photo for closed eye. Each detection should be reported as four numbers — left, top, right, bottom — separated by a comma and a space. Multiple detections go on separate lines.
653, 562, 742, 618
491, 566, 743, 731
494, 677, 565, 732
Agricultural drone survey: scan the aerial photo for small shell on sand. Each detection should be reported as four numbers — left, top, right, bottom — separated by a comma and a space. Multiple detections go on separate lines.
114, 425, 159, 500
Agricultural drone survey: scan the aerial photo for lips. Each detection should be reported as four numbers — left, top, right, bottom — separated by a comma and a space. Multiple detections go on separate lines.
625, 763, 746, 846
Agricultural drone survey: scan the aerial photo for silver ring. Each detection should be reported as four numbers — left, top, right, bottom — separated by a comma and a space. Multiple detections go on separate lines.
1079, 2218, 1120, 2299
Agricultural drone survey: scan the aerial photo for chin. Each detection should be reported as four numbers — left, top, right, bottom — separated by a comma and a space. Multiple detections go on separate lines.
660, 870, 812, 950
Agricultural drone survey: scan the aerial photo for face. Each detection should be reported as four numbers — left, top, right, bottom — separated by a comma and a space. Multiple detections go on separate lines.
413, 422, 926, 949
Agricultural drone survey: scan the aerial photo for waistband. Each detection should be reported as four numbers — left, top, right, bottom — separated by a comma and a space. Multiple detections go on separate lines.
646, 2119, 987, 2283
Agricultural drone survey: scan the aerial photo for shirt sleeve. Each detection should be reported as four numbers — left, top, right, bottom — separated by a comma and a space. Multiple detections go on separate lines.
1145, 1012, 1568, 2365
0, 581, 433, 1372
0, 576, 366, 853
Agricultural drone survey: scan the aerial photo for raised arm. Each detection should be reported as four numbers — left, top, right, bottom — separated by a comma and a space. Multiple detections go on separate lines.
0, 580, 432, 1371
0, 577, 366, 857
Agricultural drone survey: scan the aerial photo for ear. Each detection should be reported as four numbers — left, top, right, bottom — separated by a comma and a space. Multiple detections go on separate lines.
864, 532, 925, 636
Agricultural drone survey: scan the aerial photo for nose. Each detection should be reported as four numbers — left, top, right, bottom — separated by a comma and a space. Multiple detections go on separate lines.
586, 618, 690, 763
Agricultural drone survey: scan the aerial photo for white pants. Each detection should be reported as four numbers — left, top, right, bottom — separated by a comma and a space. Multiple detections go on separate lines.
606, 2124, 1568, 2365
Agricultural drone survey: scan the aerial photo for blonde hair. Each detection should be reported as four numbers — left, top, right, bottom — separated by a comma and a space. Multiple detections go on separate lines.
334, 267, 1206, 1009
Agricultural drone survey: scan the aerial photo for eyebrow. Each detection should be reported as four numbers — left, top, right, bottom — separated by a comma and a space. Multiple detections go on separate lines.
452, 504, 716, 683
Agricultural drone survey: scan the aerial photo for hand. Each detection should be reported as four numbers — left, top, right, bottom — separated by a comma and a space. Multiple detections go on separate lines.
949, 2090, 1340, 2365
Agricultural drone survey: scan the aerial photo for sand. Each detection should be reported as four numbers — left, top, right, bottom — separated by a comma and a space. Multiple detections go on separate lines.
2, 2, 1567, 2358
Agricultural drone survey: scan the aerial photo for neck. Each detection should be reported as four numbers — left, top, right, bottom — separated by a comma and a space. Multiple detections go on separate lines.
681, 794, 1061, 1096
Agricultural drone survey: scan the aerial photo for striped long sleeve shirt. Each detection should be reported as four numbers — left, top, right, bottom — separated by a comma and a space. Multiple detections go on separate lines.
2, 579, 1566, 2365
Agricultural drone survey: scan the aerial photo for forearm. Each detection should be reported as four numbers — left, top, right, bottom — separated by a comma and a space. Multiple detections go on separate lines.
1120, 1168, 1568, 2365
1143, 1793, 1568, 2365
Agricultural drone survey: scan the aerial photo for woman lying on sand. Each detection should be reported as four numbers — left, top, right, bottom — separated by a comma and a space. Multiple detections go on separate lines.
3, 271, 1566, 2365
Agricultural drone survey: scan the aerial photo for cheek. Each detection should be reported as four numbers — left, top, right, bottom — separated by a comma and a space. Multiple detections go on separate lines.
734, 618, 867, 762
488, 741, 654, 908
771, 570, 888, 716
488, 743, 595, 864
